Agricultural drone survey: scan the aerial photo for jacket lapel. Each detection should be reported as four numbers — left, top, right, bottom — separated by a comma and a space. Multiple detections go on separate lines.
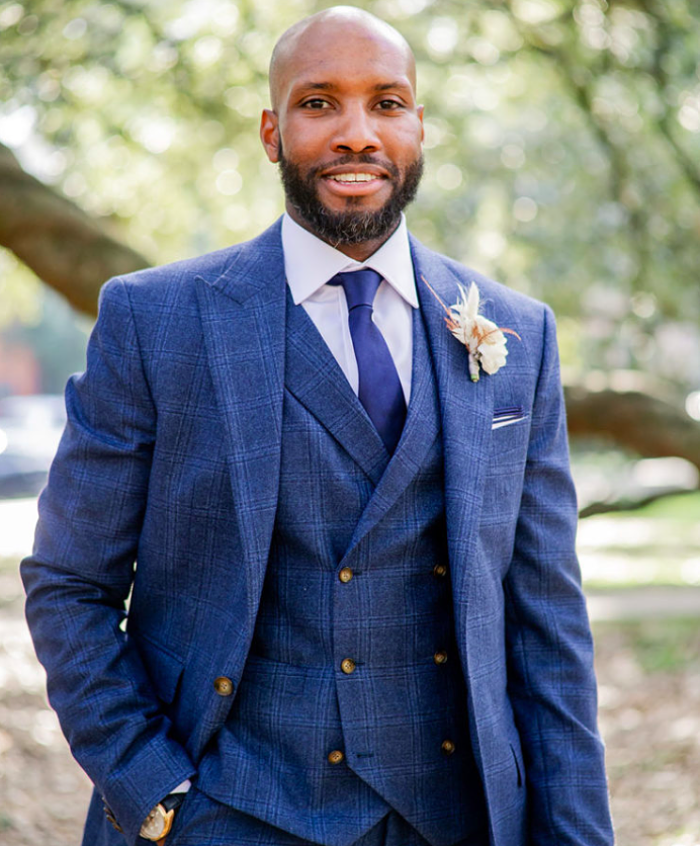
194, 224, 494, 652
284, 289, 389, 486
409, 238, 495, 605
341, 303, 441, 558
194, 222, 286, 653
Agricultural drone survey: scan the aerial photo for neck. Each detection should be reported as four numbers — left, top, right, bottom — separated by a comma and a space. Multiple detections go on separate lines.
285, 205, 401, 262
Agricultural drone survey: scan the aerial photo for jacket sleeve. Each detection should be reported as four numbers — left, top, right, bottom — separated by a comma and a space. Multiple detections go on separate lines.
503, 305, 614, 845
20, 278, 196, 846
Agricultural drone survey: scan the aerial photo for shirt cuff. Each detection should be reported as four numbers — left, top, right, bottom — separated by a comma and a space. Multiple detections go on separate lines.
169, 779, 191, 794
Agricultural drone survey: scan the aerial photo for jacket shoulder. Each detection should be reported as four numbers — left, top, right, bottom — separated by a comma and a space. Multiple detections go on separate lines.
100, 218, 284, 309
409, 237, 552, 354
421, 245, 547, 316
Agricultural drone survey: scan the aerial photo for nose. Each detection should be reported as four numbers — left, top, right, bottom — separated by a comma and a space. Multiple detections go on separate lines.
331, 102, 381, 154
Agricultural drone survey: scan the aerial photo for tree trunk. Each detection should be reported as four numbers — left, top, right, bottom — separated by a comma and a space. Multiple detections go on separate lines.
0, 143, 149, 317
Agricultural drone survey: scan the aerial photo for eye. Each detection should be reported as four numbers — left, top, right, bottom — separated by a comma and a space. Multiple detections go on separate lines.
376, 99, 403, 111
301, 98, 332, 110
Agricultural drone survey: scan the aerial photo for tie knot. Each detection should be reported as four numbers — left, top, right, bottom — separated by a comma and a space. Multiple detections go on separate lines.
328, 269, 382, 311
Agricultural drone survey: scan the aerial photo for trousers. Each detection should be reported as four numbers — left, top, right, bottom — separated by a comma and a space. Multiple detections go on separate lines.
160, 786, 488, 846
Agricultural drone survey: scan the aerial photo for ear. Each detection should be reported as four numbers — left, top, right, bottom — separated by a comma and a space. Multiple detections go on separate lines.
260, 109, 280, 163
417, 104, 425, 144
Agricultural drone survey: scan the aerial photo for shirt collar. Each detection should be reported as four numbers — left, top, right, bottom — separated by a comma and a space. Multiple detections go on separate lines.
282, 212, 419, 308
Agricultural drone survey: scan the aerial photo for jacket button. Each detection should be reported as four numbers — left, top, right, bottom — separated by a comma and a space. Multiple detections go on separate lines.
340, 658, 356, 674
433, 563, 448, 578
441, 739, 456, 756
339, 567, 354, 583
434, 650, 448, 665
328, 749, 345, 765
213, 676, 234, 696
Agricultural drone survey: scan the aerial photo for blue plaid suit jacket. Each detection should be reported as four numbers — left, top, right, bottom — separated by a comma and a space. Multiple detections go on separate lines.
21, 219, 614, 846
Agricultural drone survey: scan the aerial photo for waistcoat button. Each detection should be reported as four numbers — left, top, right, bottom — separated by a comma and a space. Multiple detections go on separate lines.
434, 650, 448, 665
213, 676, 234, 696
433, 563, 448, 578
340, 658, 356, 674
441, 739, 456, 755
328, 750, 345, 765
338, 567, 354, 583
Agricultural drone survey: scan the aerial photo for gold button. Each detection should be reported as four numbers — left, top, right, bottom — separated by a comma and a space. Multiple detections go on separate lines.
341, 658, 356, 674
213, 676, 234, 696
434, 650, 448, 665
441, 739, 456, 756
339, 567, 354, 583
433, 564, 448, 578
328, 749, 345, 765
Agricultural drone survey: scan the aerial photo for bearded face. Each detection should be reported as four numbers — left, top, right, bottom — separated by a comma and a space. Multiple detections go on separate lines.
278, 146, 424, 245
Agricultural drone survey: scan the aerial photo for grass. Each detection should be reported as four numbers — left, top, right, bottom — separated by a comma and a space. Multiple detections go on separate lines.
577, 494, 700, 589
593, 617, 700, 673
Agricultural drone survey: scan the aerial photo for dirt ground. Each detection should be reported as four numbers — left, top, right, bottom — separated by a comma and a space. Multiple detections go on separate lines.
1, 558, 699, 845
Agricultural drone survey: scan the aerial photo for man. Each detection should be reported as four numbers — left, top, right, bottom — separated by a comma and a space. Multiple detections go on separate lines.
22, 7, 614, 846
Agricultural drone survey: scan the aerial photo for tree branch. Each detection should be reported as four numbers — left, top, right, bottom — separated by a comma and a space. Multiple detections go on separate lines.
504, 4, 651, 288
564, 383, 700, 471
638, 0, 700, 199
579, 487, 697, 519
0, 142, 150, 316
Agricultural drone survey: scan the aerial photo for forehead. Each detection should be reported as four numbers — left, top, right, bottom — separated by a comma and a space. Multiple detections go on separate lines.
277, 23, 415, 100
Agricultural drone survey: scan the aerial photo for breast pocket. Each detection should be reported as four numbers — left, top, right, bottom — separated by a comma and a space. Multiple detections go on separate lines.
482, 410, 531, 526
490, 408, 530, 464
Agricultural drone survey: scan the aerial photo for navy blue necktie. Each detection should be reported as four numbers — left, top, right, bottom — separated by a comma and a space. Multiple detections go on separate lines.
329, 269, 406, 453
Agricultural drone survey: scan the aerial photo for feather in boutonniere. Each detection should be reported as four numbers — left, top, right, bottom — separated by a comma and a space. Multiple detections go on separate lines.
422, 276, 521, 382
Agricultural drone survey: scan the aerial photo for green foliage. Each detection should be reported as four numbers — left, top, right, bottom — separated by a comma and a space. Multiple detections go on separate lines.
1, 0, 699, 379
594, 617, 700, 672
0, 251, 42, 327
612, 489, 700, 519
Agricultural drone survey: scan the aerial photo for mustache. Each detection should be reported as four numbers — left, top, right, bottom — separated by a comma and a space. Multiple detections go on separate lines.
307, 154, 400, 180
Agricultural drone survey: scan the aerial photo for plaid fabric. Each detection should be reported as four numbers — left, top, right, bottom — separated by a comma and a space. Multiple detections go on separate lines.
158, 787, 487, 846
22, 219, 613, 846
197, 295, 486, 846
82, 785, 488, 846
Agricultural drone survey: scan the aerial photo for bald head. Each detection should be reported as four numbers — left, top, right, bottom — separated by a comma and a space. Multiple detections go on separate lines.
269, 6, 416, 111
259, 5, 424, 258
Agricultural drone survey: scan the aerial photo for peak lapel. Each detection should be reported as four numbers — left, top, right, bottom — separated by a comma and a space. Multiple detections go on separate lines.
195, 223, 286, 640
341, 304, 441, 558
409, 238, 495, 594
285, 290, 389, 486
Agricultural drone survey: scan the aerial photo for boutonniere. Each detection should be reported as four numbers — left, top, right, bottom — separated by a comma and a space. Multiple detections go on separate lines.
422, 276, 521, 382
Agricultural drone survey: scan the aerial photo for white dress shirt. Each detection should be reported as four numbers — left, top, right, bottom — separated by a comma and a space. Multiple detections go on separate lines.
282, 212, 418, 403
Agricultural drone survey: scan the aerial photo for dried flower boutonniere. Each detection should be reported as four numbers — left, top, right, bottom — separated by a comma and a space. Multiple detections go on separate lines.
422, 276, 521, 382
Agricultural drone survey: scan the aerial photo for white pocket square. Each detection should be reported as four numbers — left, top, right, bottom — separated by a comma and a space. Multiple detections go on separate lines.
492, 417, 527, 430
492, 406, 527, 430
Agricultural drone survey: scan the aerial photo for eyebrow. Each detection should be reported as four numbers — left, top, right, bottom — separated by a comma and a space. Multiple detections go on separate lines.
294, 80, 412, 93
373, 81, 412, 92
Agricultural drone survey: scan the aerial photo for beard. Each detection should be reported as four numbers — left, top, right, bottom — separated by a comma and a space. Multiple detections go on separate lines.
278, 146, 424, 246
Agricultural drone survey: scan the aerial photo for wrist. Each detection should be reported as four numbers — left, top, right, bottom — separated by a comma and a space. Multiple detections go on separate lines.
139, 792, 186, 842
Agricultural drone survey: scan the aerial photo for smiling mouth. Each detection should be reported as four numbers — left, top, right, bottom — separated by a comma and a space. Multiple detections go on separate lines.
326, 172, 385, 183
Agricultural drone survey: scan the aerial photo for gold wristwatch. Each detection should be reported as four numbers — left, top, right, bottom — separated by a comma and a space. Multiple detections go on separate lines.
139, 793, 186, 842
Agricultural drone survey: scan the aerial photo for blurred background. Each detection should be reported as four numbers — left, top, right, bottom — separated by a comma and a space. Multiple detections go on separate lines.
0, 0, 699, 843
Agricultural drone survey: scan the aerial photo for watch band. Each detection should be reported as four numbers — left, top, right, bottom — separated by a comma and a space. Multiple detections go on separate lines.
143, 792, 186, 842
161, 792, 186, 814
160, 792, 187, 811
155, 792, 186, 846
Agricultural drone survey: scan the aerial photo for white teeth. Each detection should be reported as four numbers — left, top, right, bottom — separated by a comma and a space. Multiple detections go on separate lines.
328, 173, 378, 182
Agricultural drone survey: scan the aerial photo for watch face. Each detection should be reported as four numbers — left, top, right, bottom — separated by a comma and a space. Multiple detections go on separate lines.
140, 805, 168, 840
